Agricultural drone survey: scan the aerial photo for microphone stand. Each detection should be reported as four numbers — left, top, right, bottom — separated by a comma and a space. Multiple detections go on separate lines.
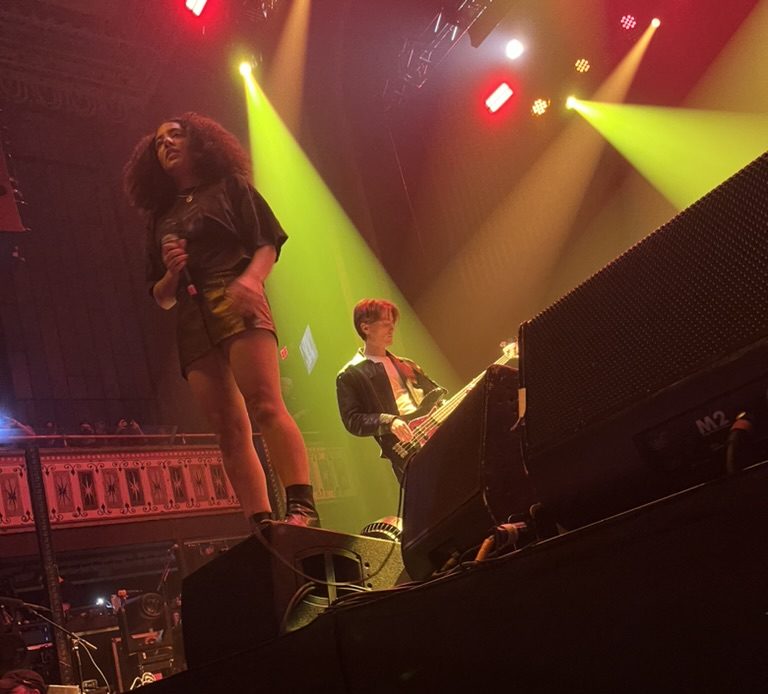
156, 544, 177, 602
24, 604, 98, 692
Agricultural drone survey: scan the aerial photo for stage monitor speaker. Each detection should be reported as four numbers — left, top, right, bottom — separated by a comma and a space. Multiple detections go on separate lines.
176, 535, 248, 578
519, 151, 768, 531
181, 523, 403, 669
401, 364, 536, 581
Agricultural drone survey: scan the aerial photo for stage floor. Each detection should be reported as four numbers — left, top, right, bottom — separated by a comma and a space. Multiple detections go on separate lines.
139, 460, 768, 693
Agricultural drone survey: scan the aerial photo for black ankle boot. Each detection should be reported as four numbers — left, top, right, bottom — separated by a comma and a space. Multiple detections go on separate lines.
283, 484, 320, 527
283, 500, 320, 527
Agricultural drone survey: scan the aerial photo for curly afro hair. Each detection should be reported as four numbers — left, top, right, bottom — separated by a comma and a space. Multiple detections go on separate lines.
123, 112, 251, 215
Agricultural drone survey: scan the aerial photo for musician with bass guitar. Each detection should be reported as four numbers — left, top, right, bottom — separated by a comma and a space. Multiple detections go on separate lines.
336, 299, 446, 484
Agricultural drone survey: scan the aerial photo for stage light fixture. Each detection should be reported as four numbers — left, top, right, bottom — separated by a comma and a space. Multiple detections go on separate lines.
575, 58, 591, 73
486, 82, 514, 113
505, 39, 525, 60
361, 516, 403, 542
239, 61, 253, 77
620, 14, 637, 30
185, 0, 208, 17
565, 96, 578, 110
531, 99, 550, 116
651, 18, 661, 28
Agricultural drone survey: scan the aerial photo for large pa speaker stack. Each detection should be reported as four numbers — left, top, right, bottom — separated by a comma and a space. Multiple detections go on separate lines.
181, 522, 403, 669
519, 151, 768, 530
401, 364, 536, 581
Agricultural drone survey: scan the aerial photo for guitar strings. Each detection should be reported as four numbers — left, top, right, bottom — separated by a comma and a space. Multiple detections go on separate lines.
395, 351, 513, 454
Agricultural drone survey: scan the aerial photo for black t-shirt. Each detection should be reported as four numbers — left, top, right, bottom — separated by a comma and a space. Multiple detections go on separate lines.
146, 175, 288, 287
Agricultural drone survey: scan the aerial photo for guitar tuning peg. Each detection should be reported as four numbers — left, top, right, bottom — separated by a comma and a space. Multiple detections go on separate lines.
500, 339, 519, 359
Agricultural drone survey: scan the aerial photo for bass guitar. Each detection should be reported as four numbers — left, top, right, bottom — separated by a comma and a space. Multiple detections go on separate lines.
385, 341, 519, 465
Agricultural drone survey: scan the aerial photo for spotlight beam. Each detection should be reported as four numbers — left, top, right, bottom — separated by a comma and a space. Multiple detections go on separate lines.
264, 0, 310, 136
239, 69, 461, 449
565, 102, 768, 209
417, 23, 661, 362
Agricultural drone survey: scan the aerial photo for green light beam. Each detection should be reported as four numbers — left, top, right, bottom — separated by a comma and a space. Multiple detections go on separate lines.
241, 74, 460, 532
572, 101, 768, 209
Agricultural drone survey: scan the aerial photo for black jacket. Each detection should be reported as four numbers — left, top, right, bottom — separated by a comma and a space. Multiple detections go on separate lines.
336, 350, 442, 483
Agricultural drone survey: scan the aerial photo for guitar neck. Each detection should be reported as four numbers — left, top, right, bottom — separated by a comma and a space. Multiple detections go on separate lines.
390, 348, 517, 463
429, 352, 513, 425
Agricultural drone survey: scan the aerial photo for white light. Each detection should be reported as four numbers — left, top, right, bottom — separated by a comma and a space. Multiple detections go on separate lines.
96, 597, 105, 606
486, 83, 514, 113
531, 98, 550, 116
651, 18, 661, 28
575, 58, 591, 73
505, 39, 525, 60
185, 0, 208, 17
239, 62, 252, 78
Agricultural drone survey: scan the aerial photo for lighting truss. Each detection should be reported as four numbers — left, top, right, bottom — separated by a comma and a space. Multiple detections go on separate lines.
241, 0, 283, 23
384, 0, 495, 108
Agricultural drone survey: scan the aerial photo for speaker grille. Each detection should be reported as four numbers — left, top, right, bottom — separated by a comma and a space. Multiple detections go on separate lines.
521, 152, 768, 453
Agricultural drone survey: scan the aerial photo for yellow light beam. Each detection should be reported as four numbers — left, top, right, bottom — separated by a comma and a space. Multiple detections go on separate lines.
265, 0, 311, 136
241, 70, 462, 531
416, 19, 659, 359
569, 102, 768, 210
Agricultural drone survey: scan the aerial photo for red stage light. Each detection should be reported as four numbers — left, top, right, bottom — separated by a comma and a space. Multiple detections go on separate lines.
185, 0, 208, 17
620, 14, 637, 30
485, 83, 514, 113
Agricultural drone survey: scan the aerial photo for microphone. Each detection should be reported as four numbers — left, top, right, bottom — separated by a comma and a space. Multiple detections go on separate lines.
161, 233, 198, 298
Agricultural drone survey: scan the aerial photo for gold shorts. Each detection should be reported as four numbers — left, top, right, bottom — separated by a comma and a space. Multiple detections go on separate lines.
176, 271, 277, 376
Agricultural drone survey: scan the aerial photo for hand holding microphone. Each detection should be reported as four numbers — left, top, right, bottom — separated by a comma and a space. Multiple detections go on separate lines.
161, 233, 198, 298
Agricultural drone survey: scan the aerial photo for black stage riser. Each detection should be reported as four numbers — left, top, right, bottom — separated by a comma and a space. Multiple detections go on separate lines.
141, 461, 768, 693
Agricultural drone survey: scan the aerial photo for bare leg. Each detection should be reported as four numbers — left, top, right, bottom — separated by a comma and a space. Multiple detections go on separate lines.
186, 349, 271, 517
223, 329, 310, 488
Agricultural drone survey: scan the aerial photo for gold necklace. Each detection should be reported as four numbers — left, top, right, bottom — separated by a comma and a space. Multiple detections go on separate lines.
177, 186, 198, 203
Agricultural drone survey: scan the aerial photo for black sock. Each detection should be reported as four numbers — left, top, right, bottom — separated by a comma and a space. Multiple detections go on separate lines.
285, 484, 316, 511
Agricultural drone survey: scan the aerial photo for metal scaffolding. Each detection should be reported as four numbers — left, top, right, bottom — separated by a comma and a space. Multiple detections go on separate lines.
383, 0, 494, 108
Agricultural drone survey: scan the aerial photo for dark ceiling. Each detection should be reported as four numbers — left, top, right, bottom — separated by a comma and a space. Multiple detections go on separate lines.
1, 0, 761, 327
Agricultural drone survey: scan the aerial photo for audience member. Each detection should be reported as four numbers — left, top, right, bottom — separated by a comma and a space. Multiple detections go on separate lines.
127, 418, 146, 443
72, 421, 96, 447
0, 668, 47, 694
93, 419, 109, 437
40, 421, 65, 448
115, 418, 131, 445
